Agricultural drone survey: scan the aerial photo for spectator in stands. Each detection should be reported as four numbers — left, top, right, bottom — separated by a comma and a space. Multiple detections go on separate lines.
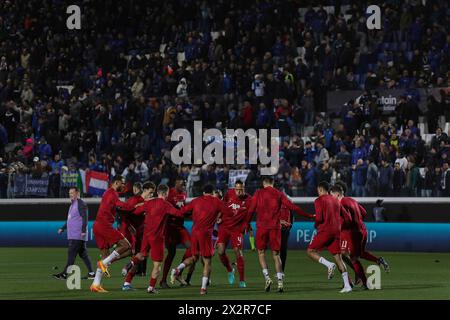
406, 161, 420, 197
379, 159, 394, 197
352, 159, 367, 197
393, 162, 406, 196
303, 162, 317, 197
314, 141, 330, 165
439, 162, 450, 197
366, 157, 379, 197
38, 137, 52, 161
421, 165, 435, 197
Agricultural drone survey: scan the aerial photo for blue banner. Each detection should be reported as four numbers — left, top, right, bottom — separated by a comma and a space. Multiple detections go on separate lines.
25, 176, 49, 196
12, 174, 49, 197
1, 221, 450, 252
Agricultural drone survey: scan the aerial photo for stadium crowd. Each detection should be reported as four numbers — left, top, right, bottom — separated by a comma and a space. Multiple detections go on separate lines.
0, 0, 449, 198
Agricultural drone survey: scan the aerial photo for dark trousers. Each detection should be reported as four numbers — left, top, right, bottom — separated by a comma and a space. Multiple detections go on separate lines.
64, 240, 94, 274
280, 227, 291, 272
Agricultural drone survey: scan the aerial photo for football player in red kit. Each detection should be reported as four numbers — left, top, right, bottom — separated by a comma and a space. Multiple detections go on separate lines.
334, 182, 390, 276
120, 182, 156, 277
247, 176, 314, 293
122, 184, 185, 293
217, 180, 252, 288
306, 181, 353, 293
160, 177, 196, 288
330, 184, 368, 288
90, 175, 143, 293
170, 184, 231, 295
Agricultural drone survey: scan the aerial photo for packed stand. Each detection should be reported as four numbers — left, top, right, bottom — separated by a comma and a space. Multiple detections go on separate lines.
0, 0, 449, 198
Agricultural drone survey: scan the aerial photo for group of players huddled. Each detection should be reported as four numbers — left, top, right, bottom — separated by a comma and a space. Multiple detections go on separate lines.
89, 175, 390, 295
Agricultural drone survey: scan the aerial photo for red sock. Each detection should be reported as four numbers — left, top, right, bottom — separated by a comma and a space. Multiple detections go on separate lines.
149, 277, 157, 288
237, 255, 245, 281
352, 260, 367, 285
219, 254, 233, 272
125, 270, 135, 283
361, 251, 378, 263
182, 248, 192, 261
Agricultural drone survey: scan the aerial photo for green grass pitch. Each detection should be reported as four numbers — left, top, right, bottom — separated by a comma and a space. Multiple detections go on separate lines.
1, 248, 449, 300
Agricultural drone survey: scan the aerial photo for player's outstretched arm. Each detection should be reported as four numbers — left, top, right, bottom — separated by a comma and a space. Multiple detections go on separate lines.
115, 197, 137, 212
179, 201, 194, 215
166, 202, 184, 217
133, 202, 147, 215
281, 193, 314, 219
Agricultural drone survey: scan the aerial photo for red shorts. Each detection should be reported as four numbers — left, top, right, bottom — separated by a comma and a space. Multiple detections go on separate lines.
340, 229, 353, 255
308, 230, 341, 255
140, 234, 165, 262
93, 223, 126, 250
256, 227, 281, 251
165, 225, 191, 246
216, 227, 244, 249
191, 229, 214, 257
119, 223, 133, 243
341, 229, 367, 257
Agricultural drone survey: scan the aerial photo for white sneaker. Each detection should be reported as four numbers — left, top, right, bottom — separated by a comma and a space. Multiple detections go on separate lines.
339, 286, 352, 293
327, 264, 336, 280
170, 269, 179, 285
264, 277, 273, 292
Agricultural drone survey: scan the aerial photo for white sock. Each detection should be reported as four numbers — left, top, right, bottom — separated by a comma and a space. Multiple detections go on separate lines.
319, 257, 334, 268
124, 282, 131, 286
102, 250, 120, 265
93, 268, 103, 286
201, 277, 209, 289
177, 263, 186, 271
276, 272, 284, 281
262, 268, 269, 280
342, 272, 351, 288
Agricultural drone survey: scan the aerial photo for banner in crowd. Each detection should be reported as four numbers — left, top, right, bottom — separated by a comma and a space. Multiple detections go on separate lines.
25, 176, 49, 197
228, 170, 250, 188
326, 87, 447, 115
12, 174, 27, 196
85, 170, 109, 196
60, 171, 79, 188
12, 174, 48, 197
3, 221, 450, 252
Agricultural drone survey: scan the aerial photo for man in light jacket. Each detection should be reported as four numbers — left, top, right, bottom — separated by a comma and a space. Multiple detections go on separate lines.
53, 187, 94, 280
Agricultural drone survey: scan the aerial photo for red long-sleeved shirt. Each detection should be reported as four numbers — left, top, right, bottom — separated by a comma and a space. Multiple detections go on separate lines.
180, 195, 230, 233
314, 194, 351, 234
220, 193, 252, 233
247, 186, 313, 230
341, 197, 367, 233
135, 198, 183, 241
119, 195, 145, 229
95, 188, 136, 227
167, 188, 187, 228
